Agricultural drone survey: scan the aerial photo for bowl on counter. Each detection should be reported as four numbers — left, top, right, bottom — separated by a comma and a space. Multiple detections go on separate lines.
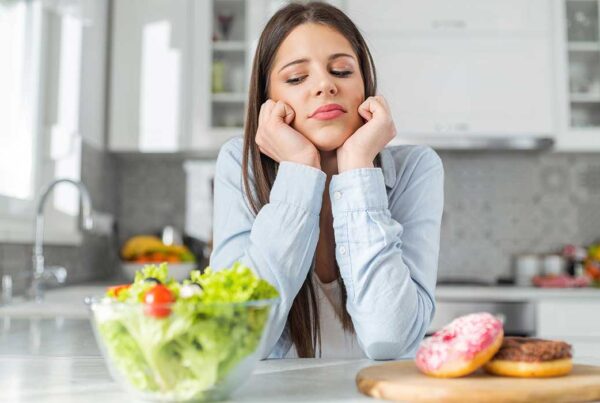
88, 296, 278, 402
121, 262, 196, 282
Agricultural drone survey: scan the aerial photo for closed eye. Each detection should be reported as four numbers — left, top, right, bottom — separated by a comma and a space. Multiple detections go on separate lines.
285, 70, 353, 85
332, 70, 352, 77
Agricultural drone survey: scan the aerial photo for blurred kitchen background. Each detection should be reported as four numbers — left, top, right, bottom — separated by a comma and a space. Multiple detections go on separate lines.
2, 0, 600, 297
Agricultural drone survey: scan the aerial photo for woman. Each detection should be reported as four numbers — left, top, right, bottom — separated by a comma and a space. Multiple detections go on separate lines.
210, 2, 444, 360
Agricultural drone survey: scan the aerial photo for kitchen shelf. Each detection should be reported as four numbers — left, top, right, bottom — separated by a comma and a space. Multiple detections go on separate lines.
570, 92, 600, 101
212, 41, 246, 52
568, 42, 600, 51
212, 92, 246, 102
212, 127, 244, 136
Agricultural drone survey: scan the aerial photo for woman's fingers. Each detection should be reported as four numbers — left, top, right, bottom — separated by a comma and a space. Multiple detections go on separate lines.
282, 103, 295, 125
357, 97, 376, 121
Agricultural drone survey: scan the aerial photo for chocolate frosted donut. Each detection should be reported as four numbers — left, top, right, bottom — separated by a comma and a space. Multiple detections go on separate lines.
493, 337, 572, 362
484, 337, 573, 377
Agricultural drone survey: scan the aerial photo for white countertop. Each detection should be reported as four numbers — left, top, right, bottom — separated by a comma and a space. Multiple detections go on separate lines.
0, 317, 377, 402
1, 355, 378, 402
436, 285, 600, 301
3, 353, 600, 403
1, 295, 600, 402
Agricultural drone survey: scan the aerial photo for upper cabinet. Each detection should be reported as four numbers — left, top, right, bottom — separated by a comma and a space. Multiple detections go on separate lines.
554, 0, 600, 151
107, 0, 600, 152
108, 0, 194, 152
189, 0, 270, 151
108, 0, 271, 152
345, 0, 556, 144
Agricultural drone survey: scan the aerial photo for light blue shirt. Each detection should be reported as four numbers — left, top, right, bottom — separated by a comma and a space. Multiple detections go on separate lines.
209, 136, 444, 360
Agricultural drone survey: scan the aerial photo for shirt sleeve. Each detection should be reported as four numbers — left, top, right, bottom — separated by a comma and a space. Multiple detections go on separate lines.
329, 146, 444, 360
209, 138, 326, 359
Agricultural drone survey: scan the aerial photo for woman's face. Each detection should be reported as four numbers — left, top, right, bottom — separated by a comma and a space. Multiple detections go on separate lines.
268, 23, 365, 152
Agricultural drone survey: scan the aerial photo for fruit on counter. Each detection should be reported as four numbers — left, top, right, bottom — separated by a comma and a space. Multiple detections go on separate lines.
121, 235, 195, 263
584, 242, 600, 286
587, 243, 600, 260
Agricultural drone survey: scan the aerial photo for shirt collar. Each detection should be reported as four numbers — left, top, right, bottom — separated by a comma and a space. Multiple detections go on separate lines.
378, 148, 397, 189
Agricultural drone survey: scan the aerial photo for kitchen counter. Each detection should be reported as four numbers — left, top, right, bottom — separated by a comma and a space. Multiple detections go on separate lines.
0, 315, 378, 402
1, 284, 600, 402
0, 316, 377, 402
1, 318, 600, 402
436, 285, 600, 301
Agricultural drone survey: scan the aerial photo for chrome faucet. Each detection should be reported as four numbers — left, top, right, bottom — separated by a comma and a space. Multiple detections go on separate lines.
30, 179, 94, 302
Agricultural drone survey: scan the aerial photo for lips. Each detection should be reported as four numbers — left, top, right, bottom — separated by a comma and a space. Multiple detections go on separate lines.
310, 103, 346, 119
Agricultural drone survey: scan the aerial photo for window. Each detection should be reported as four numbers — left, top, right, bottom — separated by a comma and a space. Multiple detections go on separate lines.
0, 0, 85, 244
0, 1, 41, 204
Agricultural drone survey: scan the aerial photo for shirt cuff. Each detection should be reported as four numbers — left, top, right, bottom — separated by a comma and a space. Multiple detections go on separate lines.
270, 161, 326, 215
329, 168, 388, 215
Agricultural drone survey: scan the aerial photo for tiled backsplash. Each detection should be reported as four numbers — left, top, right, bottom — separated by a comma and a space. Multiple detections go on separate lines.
439, 151, 600, 282
115, 149, 600, 284
2, 145, 600, 295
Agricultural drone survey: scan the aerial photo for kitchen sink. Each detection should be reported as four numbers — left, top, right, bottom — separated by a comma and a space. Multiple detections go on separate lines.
0, 284, 109, 319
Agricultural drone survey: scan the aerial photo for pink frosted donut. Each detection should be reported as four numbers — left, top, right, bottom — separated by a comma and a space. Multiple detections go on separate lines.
415, 312, 504, 378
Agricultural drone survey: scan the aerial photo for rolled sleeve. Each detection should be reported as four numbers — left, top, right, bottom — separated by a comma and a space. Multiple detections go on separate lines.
271, 162, 326, 215
329, 168, 388, 215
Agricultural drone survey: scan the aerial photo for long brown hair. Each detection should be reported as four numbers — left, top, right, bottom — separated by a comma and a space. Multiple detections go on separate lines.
241, 1, 377, 357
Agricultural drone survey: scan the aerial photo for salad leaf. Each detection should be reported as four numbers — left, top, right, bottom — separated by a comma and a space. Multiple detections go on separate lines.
94, 262, 278, 401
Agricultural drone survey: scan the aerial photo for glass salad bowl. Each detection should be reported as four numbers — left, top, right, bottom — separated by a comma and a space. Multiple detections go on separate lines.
87, 263, 279, 402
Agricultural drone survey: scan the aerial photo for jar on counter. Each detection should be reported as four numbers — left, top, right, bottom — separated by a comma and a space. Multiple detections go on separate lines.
513, 254, 541, 286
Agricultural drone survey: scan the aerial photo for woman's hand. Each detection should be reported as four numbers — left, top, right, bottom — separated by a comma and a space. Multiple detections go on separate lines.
256, 99, 321, 169
336, 95, 397, 172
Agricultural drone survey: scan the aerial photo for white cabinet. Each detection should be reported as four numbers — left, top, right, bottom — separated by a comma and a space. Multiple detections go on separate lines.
108, 0, 194, 152
190, 0, 260, 151
537, 299, 600, 359
347, 0, 549, 35
108, 0, 270, 152
554, 0, 600, 151
346, 0, 556, 143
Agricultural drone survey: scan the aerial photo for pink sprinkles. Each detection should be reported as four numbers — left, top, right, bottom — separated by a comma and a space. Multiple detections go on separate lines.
415, 312, 503, 372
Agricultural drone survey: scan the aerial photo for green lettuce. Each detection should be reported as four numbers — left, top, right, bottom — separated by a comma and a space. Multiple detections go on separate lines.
94, 262, 278, 401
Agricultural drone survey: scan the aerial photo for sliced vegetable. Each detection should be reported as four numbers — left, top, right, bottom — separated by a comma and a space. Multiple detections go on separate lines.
107, 284, 130, 300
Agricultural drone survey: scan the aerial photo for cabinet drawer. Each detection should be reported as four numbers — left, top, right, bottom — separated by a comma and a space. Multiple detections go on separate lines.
537, 300, 600, 337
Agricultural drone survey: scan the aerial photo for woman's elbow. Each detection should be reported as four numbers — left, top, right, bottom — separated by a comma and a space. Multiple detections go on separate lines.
362, 335, 424, 360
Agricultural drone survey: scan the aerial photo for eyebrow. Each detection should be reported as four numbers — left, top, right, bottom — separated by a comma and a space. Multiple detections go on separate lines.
277, 53, 355, 73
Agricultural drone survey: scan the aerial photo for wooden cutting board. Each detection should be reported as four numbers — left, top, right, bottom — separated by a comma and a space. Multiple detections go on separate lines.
356, 361, 600, 403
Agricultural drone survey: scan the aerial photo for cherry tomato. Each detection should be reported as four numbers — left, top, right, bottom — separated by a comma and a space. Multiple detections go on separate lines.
107, 284, 130, 299
143, 284, 175, 318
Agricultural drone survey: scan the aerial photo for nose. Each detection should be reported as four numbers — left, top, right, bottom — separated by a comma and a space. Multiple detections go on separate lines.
314, 75, 337, 97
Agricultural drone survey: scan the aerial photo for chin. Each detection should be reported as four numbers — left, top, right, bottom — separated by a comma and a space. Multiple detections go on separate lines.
301, 125, 351, 152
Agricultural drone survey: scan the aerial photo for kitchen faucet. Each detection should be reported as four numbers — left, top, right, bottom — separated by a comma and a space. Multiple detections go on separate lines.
30, 179, 95, 302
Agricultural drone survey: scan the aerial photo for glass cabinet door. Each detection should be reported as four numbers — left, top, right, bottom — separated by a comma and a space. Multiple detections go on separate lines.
565, 0, 600, 128
210, 0, 247, 130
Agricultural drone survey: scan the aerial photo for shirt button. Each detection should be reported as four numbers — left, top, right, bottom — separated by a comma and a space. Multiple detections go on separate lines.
333, 191, 342, 200
339, 245, 347, 255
